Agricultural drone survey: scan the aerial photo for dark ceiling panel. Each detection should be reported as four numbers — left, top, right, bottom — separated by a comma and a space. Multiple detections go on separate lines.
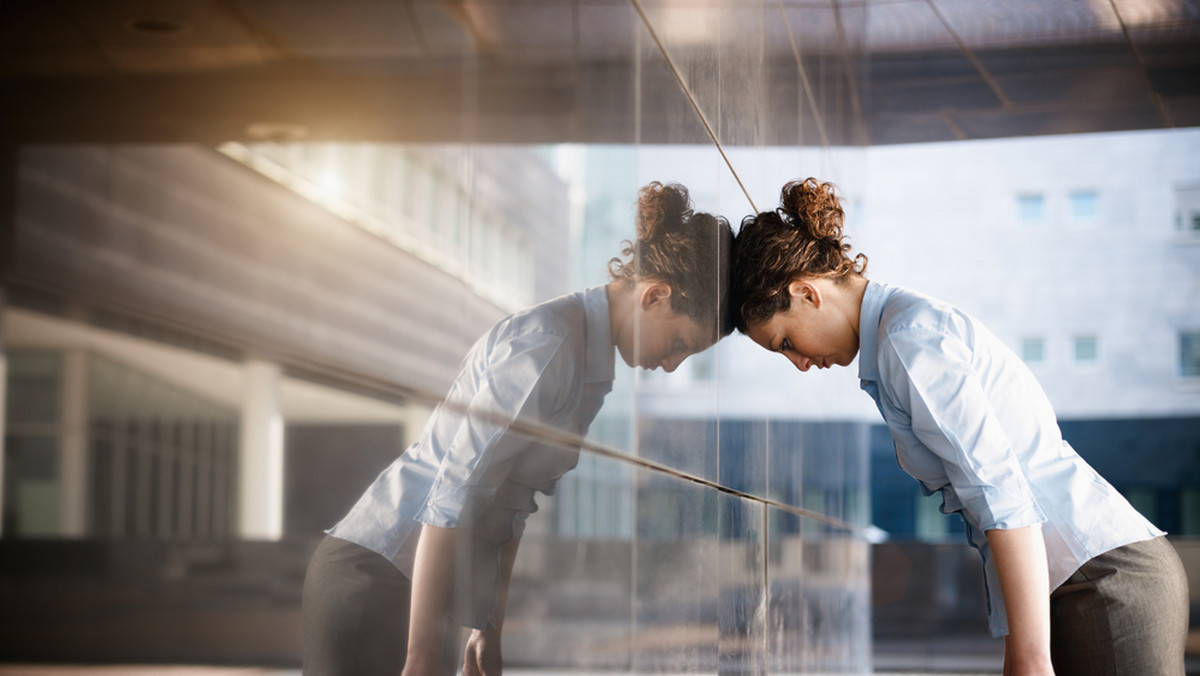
459, 3, 576, 54
996, 66, 1148, 106
872, 78, 1001, 114
0, 1, 1196, 145
236, 1, 425, 60
869, 114, 962, 145
1164, 95, 1200, 126
955, 104, 1163, 139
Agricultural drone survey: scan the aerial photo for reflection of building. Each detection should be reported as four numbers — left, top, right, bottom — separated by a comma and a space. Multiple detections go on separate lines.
1, 143, 569, 540
0, 143, 569, 661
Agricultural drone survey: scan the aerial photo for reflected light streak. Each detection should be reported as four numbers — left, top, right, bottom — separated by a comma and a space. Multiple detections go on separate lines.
216, 142, 525, 314
657, 7, 720, 45
1088, 0, 1185, 29
315, 168, 344, 200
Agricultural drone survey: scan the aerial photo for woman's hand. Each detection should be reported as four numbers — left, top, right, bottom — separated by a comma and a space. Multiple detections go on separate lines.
1002, 634, 1056, 676
462, 624, 503, 676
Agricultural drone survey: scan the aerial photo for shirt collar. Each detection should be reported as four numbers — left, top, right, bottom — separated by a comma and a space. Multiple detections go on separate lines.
857, 280, 890, 384
583, 284, 616, 384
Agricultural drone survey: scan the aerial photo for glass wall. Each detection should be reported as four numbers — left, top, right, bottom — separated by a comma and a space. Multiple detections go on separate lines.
0, 2, 874, 671
2, 1, 1198, 674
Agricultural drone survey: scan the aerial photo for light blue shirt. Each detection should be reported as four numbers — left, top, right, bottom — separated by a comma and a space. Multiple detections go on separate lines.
330, 285, 615, 628
857, 281, 1162, 637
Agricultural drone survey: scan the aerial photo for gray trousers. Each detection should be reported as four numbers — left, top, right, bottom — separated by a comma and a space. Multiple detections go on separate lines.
1050, 536, 1189, 676
302, 535, 459, 676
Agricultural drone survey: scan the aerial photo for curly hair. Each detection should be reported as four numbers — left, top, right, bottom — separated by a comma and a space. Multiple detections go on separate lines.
609, 181, 734, 336
731, 178, 867, 332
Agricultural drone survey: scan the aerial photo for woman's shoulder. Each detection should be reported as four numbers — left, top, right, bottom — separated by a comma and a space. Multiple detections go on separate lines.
505, 290, 586, 336
481, 290, 588, 360
883, 285, 984, 355
880, 286, 957, 330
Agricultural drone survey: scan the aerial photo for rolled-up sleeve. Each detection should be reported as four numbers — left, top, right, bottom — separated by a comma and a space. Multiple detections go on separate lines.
880, 327, 1046, 532
416, 331, 575, 530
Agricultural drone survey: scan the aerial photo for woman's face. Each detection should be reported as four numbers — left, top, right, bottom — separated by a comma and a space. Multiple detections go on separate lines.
745, 280, 858, 372
617, 283, 715, 372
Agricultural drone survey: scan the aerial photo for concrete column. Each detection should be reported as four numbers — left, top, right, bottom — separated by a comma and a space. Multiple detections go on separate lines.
59, 349, 89, 537
238, 359, 284, 540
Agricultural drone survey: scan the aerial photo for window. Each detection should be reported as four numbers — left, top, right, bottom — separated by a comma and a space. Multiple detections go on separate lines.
915, 491, 949, 541
1068, 190, 1098, 223
1072, 335, 1099, 364
1124, 487, 1158, 524
1174, 184, 1200, 236
1017, 193, 1044, 223
1183, 489, 1200, 537
4, 350, 63, 537
1021, 337, 1045, 364
1181, 331, 1200, 378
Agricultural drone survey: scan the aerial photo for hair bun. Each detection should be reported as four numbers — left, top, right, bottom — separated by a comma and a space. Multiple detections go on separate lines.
637, 181, 694, 243
778, 177, 844, 240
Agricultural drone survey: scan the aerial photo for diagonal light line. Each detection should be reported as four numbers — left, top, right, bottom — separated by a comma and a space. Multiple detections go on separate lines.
831, 0, 870, 145
1106, 0, 1173, 127
924, 0, 1013, 110
628, 0, 758, 215
303, 352, 862, 534
777, 0, 832, 148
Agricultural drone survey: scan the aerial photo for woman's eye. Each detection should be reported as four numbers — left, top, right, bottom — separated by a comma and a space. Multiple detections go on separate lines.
780, 339, 792, 352
675, 340, 687, 353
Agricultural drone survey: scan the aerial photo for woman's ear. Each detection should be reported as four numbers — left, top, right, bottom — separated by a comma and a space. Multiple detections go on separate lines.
787, 279, 821, 308
640, 282, 673, 311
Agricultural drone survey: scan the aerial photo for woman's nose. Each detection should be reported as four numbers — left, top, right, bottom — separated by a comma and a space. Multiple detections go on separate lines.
789, 353, 812, 372
662, 353, 687, 373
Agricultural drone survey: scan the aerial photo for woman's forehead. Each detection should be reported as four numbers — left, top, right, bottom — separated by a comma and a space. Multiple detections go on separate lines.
744, 318, 779, 348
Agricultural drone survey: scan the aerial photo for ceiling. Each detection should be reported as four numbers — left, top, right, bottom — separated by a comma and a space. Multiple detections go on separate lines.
1, 0, 1198, 146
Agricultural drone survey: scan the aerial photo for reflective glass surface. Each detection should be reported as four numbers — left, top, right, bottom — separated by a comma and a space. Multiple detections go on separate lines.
2, 1, 1198, 674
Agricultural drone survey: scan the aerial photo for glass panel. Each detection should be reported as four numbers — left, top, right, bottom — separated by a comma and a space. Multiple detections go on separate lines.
1068, 190, 1098, 222
1180, 332, 1200, 378
1018, 193, 1045, 222
4, 350, 62, 537
1125, 487, 1159, 524
10, 1, 1199, 673
1073, 335, 1099, 363
84, 355, 238, 540
1021, 337, 1045, 364
2, 435, 59, 536
6, 350, 61, 427
1182, 489, 1200, 536
1173, 184, 1200, 233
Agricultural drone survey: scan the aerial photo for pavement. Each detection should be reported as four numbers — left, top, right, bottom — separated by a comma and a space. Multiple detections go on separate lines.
0, 670, 995, 676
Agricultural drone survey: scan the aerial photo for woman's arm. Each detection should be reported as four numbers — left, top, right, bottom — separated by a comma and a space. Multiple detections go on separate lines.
986, 525, 1055, 676
462, 536, 521, 676
403, 524, 459, 676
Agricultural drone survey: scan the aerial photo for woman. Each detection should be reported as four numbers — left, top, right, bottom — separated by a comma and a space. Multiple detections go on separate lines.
302, 182, 732, 676
730, 178, 1187, 676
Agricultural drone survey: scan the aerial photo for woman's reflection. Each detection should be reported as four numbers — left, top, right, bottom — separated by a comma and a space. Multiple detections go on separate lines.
301, 182, 732, 676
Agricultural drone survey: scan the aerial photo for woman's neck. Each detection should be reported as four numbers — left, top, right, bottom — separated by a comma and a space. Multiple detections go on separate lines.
605, 279, 634, 345
825, 274, 869, 341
